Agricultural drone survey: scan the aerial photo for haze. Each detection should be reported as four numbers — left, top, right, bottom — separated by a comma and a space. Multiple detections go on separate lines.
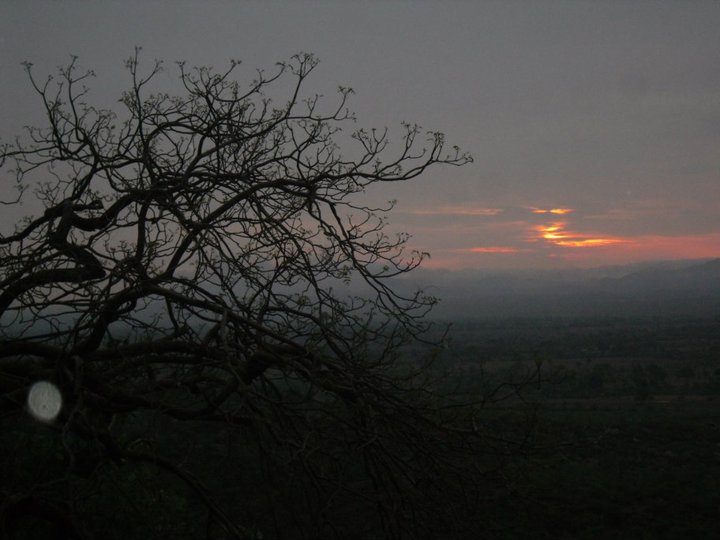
1, 0, 718, 270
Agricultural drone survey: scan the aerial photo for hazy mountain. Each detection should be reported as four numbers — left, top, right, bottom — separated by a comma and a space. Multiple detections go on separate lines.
399, 259, 720, 319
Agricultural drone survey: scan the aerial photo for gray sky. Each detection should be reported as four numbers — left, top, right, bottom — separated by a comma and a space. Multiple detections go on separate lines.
2, 0, 719, 269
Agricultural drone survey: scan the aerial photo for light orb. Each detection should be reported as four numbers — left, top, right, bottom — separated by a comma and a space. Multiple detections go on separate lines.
27, 381, 62, 422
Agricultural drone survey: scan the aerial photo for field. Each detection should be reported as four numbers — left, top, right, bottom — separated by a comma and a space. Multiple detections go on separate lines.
505, 398, 720, 539
440, 315, 720, 538
3, 314, 718, 538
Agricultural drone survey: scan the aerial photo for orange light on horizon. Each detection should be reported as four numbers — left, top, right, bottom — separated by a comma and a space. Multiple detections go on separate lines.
413, 231, 720, 270
462, 246, 520, 254
530, 207, 574, 215
591, 233, 720, 259
533, 221, 627, 248
555, 238, 626, 247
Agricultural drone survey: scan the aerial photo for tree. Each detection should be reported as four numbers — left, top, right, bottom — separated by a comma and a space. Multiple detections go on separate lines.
0, 53, 524, 539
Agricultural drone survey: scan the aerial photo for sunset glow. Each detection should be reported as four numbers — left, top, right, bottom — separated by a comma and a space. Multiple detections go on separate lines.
463, 246, 520, 254
533, 221, 627, 248
1, 3, 718, 276
406, 199, 720, 270
530, 207, 575, 215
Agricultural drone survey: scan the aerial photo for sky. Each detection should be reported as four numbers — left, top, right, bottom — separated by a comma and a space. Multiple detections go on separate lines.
1, 0, 719, 270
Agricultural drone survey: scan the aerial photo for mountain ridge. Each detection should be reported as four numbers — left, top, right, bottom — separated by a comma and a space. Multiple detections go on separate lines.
400, 258, 720, 319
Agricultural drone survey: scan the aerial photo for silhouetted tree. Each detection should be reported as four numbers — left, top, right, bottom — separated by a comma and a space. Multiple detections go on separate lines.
1, 52, 530, 539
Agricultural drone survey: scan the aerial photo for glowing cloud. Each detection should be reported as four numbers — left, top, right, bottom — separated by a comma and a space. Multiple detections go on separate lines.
557, 233, 720, 266
529, 207, 574, 215
533, 221, 627, 248
554, 238, 626, 247
462, 246, 520, 254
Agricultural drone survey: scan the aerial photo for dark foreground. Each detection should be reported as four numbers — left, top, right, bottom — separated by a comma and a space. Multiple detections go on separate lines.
3, 315, 719, 539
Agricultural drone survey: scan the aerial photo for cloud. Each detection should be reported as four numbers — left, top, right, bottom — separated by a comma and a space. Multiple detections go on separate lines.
402, 201, 719, 270
555, 233, 720, 266
528, 207, 574, 215
553, 238, 628, 248
584, 208, 646, 221
460, 246, 521, 254
532, 221, 628, 248
404, 206, 504, 216
607, 233, 720, 259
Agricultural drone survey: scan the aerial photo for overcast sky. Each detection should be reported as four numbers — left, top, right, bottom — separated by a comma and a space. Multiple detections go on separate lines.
1, 0, 719, 269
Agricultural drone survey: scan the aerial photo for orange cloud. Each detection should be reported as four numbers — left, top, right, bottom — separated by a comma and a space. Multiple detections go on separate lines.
529, 207, 574, 215
557, 233, 720, 266
416, 232, 720, 270
533, 221, 627, 248
462, 246, 520, 254
554, 238, 625, 247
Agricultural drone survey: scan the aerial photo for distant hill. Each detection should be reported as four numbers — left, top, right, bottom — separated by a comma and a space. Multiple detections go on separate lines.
400, 259, 720, 319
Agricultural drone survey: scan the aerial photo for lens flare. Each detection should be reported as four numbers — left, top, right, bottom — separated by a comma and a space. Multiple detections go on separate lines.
27, 381, 62, 422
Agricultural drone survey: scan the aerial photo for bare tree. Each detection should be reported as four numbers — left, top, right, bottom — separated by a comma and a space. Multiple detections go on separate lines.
0, 52, 530, 539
